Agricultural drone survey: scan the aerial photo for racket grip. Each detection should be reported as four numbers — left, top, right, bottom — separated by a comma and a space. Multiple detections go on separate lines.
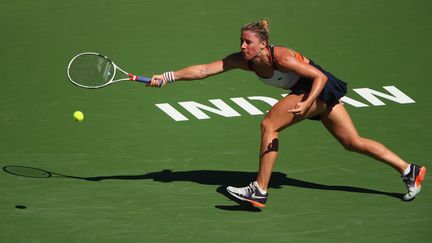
136, 76, 151, 83
128, 74, 151, 83
128, 74, 163, 87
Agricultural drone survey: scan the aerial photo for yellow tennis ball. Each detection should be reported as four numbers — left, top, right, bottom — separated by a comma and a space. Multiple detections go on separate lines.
73, 111, 84, 122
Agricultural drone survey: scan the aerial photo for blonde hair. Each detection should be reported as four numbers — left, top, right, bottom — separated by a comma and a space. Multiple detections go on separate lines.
241, 19, 270, 43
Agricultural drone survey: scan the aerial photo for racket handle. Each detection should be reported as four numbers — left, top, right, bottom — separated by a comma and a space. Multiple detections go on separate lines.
136, 76, 151, 83
128, 74, 163, 87
128, 74, 151, 83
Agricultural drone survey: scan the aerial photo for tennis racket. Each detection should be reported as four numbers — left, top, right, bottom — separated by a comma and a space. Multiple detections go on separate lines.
67, 52, 159, 89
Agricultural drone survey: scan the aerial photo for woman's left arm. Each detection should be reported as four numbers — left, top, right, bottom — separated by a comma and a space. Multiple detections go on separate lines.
277, 54, 328, 115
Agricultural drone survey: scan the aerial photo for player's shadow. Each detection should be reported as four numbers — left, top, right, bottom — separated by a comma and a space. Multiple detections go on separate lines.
3, 167, 404, 211
83, 169, 404, 211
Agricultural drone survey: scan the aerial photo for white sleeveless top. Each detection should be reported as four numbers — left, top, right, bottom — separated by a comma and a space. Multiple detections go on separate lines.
252, 45, 304, 90
256, 70, 300, 90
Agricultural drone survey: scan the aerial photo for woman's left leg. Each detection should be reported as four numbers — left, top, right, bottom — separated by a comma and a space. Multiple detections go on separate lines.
320, 102, 409, 173
321, 103, 427, 201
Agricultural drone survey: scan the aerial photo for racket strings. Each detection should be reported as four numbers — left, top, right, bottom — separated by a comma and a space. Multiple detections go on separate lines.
68, 54, 115, 87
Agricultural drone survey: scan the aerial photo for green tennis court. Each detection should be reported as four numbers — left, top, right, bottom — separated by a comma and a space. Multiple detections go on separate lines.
1, 0, 431, 242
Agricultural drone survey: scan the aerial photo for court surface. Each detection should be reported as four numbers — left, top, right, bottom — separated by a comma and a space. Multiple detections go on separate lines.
1, 0, 431, 242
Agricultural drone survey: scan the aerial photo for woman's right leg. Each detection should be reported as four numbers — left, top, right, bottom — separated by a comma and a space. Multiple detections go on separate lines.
227, 93, 328, 207
256, 93, 328, 190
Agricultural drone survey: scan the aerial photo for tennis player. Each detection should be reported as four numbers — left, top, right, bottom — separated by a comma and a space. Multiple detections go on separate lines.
150, 19, 426, 207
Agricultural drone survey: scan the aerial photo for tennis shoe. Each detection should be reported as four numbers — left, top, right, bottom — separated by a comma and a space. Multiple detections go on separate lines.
226, 181, 268, 208
402, 164, 426, 201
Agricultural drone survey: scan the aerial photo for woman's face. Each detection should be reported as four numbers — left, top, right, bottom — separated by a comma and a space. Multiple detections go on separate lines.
240, 30, 266, 60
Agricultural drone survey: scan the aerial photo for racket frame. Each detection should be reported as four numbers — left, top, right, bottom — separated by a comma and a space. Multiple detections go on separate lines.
67, 52, 149, 89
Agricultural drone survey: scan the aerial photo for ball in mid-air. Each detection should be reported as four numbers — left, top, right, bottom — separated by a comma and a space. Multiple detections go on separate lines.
73, 111, 84, 122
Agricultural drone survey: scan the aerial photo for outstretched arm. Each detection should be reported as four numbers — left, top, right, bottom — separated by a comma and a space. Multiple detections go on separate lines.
149, 52, 248, 87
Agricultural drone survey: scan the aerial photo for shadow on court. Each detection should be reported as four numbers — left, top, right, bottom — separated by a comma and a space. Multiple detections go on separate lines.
3, 166, 404, 211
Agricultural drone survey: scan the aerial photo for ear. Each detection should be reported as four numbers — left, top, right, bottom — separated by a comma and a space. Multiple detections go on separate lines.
259, 40, 267, 50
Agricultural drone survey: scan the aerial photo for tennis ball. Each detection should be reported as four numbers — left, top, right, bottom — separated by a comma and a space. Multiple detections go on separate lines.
73, 111, 84, 122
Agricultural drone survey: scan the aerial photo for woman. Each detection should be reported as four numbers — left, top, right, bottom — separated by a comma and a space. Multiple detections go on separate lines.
149, 19, 426, 208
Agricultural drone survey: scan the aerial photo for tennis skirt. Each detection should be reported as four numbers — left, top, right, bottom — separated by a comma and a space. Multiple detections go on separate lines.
290, 60, 348, 120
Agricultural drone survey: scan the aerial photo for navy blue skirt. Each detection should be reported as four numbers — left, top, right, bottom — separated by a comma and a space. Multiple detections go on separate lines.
290, 60, 348, 120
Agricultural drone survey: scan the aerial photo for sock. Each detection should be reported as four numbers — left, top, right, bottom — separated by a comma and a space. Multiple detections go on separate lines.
402, 164, 412, 176
254, 181, 267, 194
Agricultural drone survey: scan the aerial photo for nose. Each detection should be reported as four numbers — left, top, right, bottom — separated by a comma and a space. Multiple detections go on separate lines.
241, 41, 247, 50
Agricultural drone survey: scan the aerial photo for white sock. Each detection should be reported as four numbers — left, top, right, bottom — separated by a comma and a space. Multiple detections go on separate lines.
402, 164, 412, 176
254, 181, 267, 194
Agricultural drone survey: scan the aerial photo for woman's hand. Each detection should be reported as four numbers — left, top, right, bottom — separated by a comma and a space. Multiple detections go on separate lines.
288, 100, 312, 116
149, 75, 167, 87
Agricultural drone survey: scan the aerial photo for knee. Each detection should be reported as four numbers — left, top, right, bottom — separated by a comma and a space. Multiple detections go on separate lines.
261, 118, 277, 134
341, 137, 364, 152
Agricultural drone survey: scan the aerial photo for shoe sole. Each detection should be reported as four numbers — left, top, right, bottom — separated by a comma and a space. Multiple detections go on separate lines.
226, 189, 266, 208
416, 166, 427, 188
403, 166, 427, 201
245, 199, 266, 208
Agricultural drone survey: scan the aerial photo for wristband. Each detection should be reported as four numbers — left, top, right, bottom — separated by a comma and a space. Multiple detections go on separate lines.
162, 71, 175, 83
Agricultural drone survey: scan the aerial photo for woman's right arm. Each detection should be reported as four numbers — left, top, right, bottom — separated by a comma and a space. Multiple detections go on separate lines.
149, 52, 248, 86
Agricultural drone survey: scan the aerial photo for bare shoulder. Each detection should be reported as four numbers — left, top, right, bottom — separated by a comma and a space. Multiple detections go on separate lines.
222, 52, 250, 71
273, 46, 296, 63
274, 46, 310, 65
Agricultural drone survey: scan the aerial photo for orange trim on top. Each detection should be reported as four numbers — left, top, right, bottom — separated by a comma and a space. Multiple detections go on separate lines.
293, 50, 305, 62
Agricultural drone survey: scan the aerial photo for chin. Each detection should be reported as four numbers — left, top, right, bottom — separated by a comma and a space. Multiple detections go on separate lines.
242, 52, 252, 60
